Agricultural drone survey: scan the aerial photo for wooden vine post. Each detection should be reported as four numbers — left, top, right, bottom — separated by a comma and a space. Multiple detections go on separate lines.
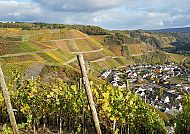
77, 53, 102, 134
0, 66, 19, 134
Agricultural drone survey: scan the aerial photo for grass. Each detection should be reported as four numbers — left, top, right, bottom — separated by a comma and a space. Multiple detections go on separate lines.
2, 29, 80, 40
69, 61, 80, 70
41, 33, 54, 41
75, 39, 95, 51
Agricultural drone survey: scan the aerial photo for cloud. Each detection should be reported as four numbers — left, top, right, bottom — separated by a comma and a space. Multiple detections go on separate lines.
0, 0, 190, 30
91, 8, 172, 30
33, 0, 126, 12
0, 0, 42, 21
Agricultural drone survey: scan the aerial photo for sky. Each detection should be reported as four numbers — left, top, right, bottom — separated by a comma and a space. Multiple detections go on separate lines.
0, 0, 190, 30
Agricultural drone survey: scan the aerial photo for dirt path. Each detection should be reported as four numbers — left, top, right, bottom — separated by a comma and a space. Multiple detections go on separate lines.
130, 51, 155, 56
48, 37, 90, 42
63, 57, 77, 65
71, 48, 103, 54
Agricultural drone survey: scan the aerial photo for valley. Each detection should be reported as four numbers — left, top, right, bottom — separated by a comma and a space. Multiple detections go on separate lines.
0, 24, 190, 134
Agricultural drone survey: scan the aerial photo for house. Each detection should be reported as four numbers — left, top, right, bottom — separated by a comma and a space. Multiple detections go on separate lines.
164, 96, 170, 103
119, 83, 126, 88
187, 75, 190, 83
176, 95, 182, 100
184, 86, 190, 93
101, 69, 112, 78
111, 81, 118, 87
101, 63, 187, 115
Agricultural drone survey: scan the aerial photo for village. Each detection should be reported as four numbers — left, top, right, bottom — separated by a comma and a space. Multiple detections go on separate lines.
101, 63, 190, 115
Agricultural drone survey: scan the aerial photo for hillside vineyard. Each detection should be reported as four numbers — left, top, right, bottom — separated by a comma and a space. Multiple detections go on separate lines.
0, 26, 190, 134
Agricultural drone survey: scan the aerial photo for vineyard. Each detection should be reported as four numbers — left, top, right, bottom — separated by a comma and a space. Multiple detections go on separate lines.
166, 53, 186, 63
126, 43, 154, 56
27, 29, 88, 41
0, 62, 31, 81
90, 57, 131, 72
0, 70, 168, 134
0, 28, 186, 80
0, 27, 189, 134
0, 59, 189, 133
0, 42, 41, 56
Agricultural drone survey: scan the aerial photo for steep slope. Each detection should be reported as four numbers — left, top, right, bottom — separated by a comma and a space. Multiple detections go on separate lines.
98, 32, 187, 64
0, 28, 132, 78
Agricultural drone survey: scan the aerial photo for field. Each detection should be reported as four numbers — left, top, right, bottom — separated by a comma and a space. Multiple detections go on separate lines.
0, 41, 42, 55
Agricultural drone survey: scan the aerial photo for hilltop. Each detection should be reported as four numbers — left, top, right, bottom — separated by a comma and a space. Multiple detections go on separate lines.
148, 27, 190, 33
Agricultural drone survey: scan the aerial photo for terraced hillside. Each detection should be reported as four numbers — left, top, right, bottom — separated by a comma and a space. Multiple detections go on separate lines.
0, 28, 187, 80
123, 43, 154, 56
96, 32, 187, 64
122, 43, 186, 64
0, 28, 132, 79
142, 33, 175, 49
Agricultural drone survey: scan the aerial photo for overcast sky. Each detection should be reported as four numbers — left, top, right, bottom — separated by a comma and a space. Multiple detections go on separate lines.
0, 0, 190, 30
